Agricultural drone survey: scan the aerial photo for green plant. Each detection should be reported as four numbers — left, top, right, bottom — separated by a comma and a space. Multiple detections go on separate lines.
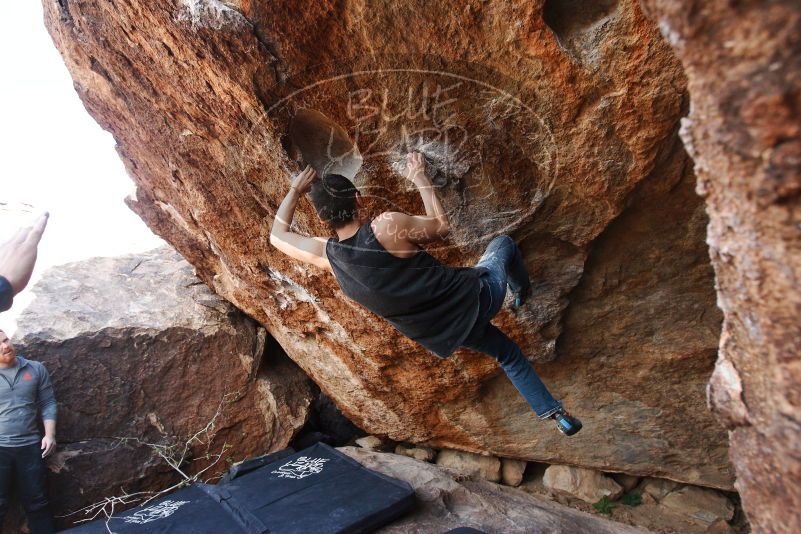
592, 495, 617, 515
621, 492, 643, 506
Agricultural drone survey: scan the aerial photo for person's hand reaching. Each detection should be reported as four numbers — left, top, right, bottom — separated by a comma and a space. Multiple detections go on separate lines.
0, 212, 49, 299
405, 152, 426, 181
290, 165, 317, 195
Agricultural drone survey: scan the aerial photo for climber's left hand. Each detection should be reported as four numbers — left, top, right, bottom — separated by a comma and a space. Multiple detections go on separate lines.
290, 165, 316, 195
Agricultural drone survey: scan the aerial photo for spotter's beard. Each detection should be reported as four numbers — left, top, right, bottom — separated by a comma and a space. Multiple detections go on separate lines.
0, 348, 15, 366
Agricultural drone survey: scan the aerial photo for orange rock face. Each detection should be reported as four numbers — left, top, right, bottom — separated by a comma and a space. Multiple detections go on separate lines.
43, 0, 732, 488
642, 1, 801, 531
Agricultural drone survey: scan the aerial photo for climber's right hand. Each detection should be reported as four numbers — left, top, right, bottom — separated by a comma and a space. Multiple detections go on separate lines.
405, 152, 427, 182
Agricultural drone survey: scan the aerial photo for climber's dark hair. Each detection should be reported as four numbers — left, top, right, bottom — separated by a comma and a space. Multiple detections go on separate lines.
309, 174, 359, 230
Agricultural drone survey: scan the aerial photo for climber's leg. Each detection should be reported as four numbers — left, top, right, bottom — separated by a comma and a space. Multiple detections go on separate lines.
474, 235, 531, 312
468, 236, 581, 434
462, 322, 562, 418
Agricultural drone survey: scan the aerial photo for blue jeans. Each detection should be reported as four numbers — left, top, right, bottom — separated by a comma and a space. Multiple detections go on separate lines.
461, 235, 562, 418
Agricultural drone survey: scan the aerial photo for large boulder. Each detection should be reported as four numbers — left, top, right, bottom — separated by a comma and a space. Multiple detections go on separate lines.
42, 0, 731, 488
640, 1, 801, 531
341, 447, 649, 534
12, 247, 314, 528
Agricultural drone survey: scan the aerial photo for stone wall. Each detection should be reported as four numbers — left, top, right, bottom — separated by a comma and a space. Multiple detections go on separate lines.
640, 1, 801, 531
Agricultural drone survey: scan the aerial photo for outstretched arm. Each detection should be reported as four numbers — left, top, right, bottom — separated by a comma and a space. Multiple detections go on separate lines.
269, 166, 331, 271
0, 212, 49, 307
409, 152, 450, 236
377, 152, 450, 245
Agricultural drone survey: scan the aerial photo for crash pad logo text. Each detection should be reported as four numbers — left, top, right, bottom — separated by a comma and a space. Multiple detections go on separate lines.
123, 500, 190, 524
271, 456, 330, 480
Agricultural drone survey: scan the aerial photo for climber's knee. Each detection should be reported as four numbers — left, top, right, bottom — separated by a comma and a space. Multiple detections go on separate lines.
491, 234, 514, 247
493, 342, 525, 368
495, 235, 518, 256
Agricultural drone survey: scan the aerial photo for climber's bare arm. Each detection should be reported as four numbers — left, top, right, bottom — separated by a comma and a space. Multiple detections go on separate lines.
374, 152, 451, 250
269, 166, 332, 272
371, 153, 451, 254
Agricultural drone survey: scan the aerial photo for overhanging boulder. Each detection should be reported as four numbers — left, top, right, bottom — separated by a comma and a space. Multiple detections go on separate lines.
42, 0, 731, 488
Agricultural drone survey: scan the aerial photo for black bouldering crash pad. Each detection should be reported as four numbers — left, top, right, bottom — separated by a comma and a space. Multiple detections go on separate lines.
219, 447, 296, 484
63, 485, 245, 533
64, 442, 415, 533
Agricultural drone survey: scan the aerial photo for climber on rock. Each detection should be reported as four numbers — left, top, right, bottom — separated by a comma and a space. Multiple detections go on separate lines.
269, 153, 581, 435
0, 212, 49, 313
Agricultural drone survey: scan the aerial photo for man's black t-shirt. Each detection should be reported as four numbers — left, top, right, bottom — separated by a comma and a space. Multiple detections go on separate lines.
326, 221, 485, 357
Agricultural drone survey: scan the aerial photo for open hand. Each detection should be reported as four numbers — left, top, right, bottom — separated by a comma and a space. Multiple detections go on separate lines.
290, 165, 316, 195
0, 211, 49, 296
41, 435, 56, 458
405, 152, 427, 181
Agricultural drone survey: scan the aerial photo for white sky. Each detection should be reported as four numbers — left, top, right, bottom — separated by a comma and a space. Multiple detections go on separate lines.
0, 2, 165, 335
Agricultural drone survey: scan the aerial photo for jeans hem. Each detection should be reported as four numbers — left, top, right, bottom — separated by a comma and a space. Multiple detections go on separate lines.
537, 402, 563, 419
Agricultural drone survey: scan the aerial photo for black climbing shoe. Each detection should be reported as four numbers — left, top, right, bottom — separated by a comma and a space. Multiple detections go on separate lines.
511, 284, 531, 309
552, 409, 582, 436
